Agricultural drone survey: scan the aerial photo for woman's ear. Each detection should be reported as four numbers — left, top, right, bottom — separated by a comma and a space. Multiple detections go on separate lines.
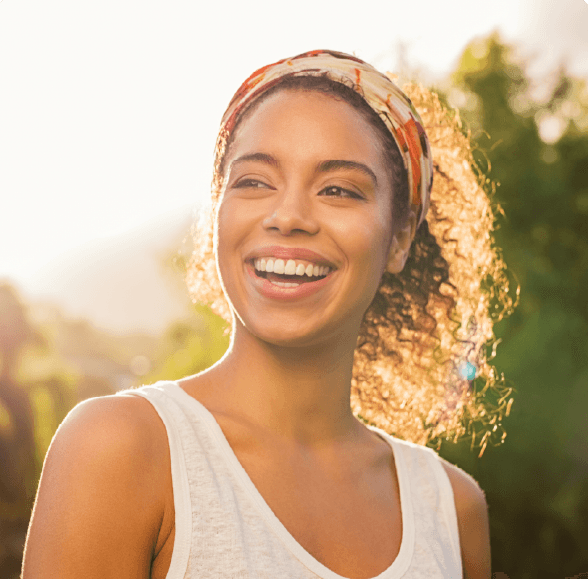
387, 210, 417, 273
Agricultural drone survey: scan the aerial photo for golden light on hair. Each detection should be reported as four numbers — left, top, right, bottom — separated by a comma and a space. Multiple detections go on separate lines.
186, 82, 516, 452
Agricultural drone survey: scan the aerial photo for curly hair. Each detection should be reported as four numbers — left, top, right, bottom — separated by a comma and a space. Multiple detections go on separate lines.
186, 74, 516, 452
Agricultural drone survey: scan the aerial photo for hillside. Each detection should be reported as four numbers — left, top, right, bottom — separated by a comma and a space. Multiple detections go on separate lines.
24, 206, 200, 336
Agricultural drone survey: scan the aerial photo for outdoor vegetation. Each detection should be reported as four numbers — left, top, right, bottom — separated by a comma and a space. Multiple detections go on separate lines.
1, 33, 587, 578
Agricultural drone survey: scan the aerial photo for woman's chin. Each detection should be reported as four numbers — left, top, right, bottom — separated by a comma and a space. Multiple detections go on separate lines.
242, 320, 324, 349
234, 312, 359, 351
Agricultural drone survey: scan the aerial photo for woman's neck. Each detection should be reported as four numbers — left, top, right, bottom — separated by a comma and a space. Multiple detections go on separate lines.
195, 323, 365, 447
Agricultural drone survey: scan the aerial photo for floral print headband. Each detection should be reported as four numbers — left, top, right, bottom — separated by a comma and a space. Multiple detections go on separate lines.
219, 49, 433, 226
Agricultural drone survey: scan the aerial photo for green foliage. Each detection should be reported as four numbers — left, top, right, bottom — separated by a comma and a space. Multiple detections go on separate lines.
144, 304, 230, 383
0, 285, 79, 577
438, 31, 588, 577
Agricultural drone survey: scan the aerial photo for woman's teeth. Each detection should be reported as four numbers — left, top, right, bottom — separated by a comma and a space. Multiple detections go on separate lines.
254, 258, 331, 277
253, 258, 332, 288
268, 280, 301, 288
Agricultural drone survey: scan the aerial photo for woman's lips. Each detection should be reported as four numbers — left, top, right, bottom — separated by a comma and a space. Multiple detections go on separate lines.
245, 261, 334, 300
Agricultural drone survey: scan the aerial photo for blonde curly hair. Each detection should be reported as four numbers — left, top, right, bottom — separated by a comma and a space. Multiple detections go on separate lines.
186, 74, 516, 453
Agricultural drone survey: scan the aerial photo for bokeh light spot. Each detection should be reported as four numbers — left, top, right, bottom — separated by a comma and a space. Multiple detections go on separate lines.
459, 361, 477, 380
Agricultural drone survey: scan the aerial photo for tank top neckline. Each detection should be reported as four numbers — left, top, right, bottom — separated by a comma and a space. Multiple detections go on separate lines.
163, 380, 415, 579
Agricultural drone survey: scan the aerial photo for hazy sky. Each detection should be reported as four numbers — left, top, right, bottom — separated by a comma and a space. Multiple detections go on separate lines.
1, 0, 587, 297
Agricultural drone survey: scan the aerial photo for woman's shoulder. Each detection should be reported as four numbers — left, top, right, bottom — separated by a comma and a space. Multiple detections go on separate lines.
42, 392, 171, 513
22, 394, 173, 578
52, 391, 169, 461
418, 449, 490, 579
386, 434, 488, 532
367, 428, 490, 577
433, 454, 486, 508
373, 429, 485, 497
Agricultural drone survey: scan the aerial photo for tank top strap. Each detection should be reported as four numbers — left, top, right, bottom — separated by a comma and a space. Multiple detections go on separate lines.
122, 382, 192, 579
367, 428, 463, 576
421, 447, 462, 567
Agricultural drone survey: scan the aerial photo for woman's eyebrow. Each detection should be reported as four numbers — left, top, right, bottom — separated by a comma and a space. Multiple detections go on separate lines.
230, 152, 280, 170
316, 159, 378, 186
230, 153, 377, 186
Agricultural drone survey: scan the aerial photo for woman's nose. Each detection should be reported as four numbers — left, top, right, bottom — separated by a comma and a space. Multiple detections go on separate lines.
262, 189, 319, 236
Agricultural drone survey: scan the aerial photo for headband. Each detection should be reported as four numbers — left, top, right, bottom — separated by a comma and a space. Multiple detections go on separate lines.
219, 49, 433, 226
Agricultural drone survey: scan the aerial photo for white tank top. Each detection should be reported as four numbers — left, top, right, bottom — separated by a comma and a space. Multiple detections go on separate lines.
124, 381, 462, 578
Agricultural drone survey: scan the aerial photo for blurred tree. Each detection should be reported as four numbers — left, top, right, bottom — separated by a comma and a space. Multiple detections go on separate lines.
437, 32, 588, 578
0, 285, 79, 578
144, 303, 230, 383
143, 236, 231, 383
0, 284, 43, 577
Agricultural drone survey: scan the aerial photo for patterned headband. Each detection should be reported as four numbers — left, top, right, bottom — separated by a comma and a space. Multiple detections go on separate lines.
219, 49, 433, 226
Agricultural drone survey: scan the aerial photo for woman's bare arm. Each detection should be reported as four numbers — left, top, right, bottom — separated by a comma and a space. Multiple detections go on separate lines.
441, 460, 492, 579
22, 394, 170, 579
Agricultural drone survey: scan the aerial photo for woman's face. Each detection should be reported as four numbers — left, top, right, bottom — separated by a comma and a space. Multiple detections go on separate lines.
216, 89, 398, 348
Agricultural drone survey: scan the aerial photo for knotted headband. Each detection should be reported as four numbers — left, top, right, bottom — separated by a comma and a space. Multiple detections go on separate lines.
219, 49, 433, 226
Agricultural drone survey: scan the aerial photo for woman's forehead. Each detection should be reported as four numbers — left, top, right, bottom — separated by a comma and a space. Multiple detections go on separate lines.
226, 90, 385, 167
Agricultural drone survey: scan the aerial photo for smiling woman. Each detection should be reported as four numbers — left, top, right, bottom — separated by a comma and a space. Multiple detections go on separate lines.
191, 56, 513, 446
22, 50, 513, 579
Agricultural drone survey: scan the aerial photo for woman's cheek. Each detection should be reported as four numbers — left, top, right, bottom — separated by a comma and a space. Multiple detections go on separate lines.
215, 203, 240, 282
216, 200, 256, 285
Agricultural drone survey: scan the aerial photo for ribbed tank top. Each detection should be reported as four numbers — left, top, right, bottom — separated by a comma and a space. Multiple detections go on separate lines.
124, 381, 462, 579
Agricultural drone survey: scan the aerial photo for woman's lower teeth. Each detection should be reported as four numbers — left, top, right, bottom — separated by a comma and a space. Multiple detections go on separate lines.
270, 280, 300, 288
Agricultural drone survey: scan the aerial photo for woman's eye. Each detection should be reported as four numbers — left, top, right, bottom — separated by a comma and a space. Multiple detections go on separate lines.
319, 186, 362, 199
234, 179, 271, 189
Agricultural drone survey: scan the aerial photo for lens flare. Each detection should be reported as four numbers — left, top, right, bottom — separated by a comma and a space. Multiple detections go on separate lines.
459, 361, 477, 380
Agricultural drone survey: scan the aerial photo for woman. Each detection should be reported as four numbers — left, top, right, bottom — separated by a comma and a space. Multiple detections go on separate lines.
23, 50, 511, 578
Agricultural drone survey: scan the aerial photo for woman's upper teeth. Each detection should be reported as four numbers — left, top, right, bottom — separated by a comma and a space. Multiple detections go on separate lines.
254, 258, 331, 277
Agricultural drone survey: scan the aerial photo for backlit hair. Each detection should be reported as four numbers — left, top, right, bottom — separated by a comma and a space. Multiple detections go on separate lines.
186, 74, 516, 453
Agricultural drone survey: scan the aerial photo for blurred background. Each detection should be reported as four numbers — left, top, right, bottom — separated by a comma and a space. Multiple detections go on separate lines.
1, 0, 587, 577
